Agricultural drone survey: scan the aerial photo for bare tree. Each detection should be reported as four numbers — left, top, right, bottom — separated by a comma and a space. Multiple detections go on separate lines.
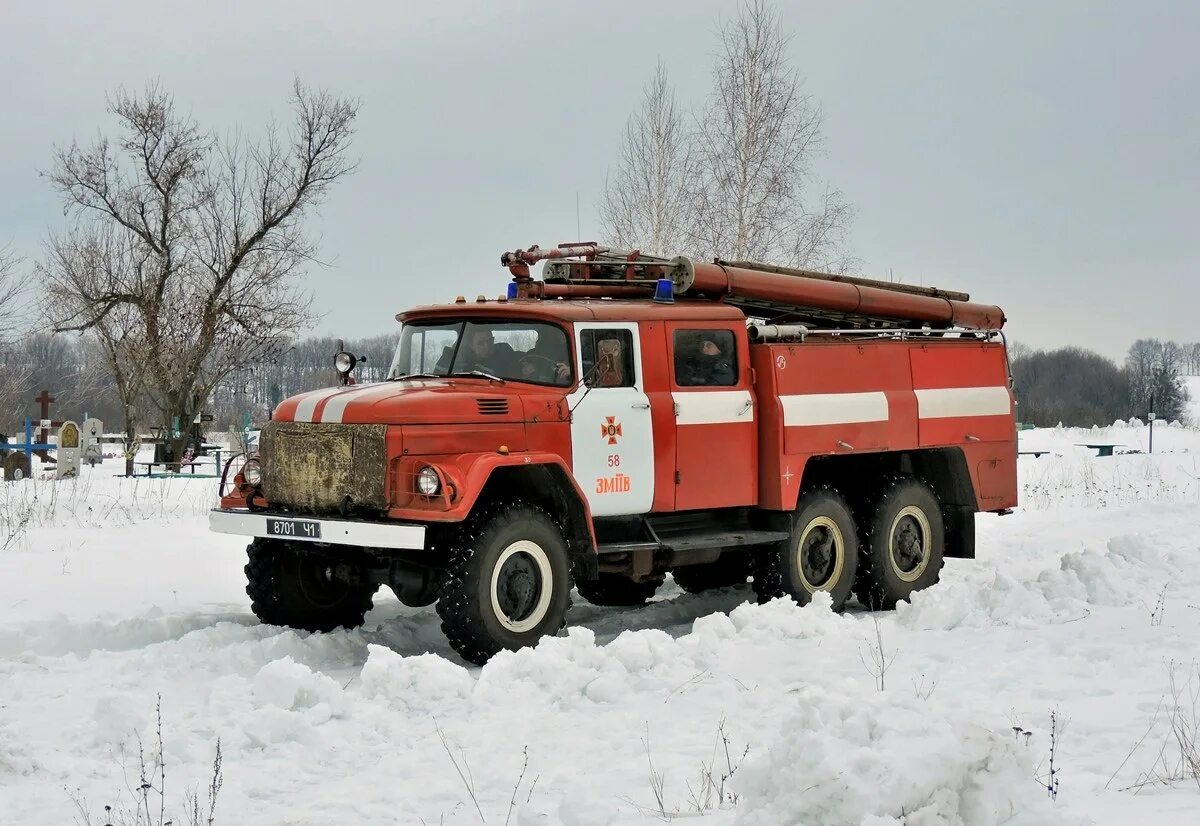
1006, 339, 1033, 364
599, 62, 695, 256
688, 0, 853, 269
0, 249, 32, 427
0, 248, 27, 341
1125, 339, 1188, 422
42, 227, 149, 470
1185, 342, 1200, 377
40, 80, 357, 460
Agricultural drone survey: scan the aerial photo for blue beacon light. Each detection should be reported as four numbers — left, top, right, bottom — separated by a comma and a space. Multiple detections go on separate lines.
653, 278, 674, 303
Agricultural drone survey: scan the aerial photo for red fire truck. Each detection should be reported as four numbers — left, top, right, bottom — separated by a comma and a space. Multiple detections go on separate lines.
210, 244, 1016, 665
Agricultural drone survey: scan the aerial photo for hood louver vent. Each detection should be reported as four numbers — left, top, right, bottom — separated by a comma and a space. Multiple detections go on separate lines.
476, 398, 509, 415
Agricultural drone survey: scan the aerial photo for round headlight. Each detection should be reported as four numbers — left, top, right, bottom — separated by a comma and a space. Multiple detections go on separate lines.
334, 352, 355, 374
416, 466, 441, 496
243, 458, 263, 486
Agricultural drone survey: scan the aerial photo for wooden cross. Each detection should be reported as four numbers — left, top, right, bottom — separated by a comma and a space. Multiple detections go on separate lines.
35, 390, 56, 420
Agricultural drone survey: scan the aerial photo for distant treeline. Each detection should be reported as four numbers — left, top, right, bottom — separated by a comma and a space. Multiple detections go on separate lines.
3, 331, 1194, 435
1, 333, 395, 434
1011, 339, 1192, 427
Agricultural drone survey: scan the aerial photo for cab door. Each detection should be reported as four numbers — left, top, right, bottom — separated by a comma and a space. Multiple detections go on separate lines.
566, 322, 655, 517
668, 323, 757, 510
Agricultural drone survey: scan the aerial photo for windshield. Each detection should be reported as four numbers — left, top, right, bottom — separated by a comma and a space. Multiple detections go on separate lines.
387, 320, 573, 387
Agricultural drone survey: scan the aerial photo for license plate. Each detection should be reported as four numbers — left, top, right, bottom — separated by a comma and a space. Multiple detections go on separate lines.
266, 517, 321, 540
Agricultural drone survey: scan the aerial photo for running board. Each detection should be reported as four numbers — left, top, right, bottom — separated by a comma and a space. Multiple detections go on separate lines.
595, 529, 787, 555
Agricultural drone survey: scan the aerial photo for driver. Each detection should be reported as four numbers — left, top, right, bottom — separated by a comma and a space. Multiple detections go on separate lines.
519, 331, 571, 385
459, 327, 505, 374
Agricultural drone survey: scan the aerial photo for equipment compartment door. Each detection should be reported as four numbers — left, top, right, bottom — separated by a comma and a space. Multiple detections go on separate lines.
567, 322, 655, 517
668, 322, 757, 511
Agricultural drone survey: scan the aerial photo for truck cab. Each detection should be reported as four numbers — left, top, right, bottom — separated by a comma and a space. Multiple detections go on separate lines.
211, 243, 1016, 665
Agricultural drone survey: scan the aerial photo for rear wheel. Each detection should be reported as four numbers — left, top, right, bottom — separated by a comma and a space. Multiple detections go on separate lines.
576, 575, 662, 606
671, 555, 751, 594
753, 488, 858, 610
854, 478, 945, 610
244, 539, 377, 632
436, 503, 572, 665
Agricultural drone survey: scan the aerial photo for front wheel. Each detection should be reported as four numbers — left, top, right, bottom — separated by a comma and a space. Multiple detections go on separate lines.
753, 488, 858, 610
436, 503, 572, 665
244, 539, 377, 632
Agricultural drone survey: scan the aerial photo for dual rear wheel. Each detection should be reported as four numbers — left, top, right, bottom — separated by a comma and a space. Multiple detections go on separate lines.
753, 478, 944, 611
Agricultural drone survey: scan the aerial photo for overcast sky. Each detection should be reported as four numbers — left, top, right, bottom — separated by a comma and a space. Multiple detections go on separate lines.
4, 1, 1197, 359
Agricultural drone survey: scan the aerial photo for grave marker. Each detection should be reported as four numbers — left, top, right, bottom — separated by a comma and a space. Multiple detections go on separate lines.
56, 421, 81, 479
82, 418, 105, 466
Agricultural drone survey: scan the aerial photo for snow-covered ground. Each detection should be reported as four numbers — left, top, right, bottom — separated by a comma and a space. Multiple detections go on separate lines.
2, 427, 1199, 825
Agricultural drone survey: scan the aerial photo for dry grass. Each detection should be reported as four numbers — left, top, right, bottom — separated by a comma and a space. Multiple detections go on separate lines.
1110, 661, 1200, 793
66, 695, 223, 826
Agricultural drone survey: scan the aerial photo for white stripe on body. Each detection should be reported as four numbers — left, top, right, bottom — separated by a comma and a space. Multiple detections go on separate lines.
780, 392, 889, 426
914, 386, 1010, 419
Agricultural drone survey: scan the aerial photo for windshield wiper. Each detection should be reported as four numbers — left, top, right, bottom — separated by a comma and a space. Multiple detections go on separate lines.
451, 370, 506, 384
390, 372, 445, 381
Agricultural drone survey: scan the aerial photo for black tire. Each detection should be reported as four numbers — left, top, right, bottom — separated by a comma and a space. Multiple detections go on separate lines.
576, 574, 662, 606
244, 539, 377, 632
436, 502, 572, 665
671, 555, 751, 594
854, 477, 945, 611
752, 488, 858, 610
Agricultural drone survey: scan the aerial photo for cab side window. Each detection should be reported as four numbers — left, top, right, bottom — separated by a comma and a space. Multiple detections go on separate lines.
580, 329, 635, 388
674, 329, 737, 387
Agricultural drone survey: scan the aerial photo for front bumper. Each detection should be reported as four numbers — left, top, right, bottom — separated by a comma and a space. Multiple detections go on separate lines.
209, 508, 427, 550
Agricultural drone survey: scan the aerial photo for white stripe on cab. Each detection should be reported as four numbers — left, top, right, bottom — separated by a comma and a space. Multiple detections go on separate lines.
319, 383, 397, 424
292, 388, 345, 422
672, 390, 755, 425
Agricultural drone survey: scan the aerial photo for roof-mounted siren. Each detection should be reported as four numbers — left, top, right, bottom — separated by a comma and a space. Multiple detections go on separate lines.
653, 278, 674, 303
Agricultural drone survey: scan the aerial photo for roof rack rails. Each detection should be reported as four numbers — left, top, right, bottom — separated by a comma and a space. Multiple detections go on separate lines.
500, 243, 1005, 331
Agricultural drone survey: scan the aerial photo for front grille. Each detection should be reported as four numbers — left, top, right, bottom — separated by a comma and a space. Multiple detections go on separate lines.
260, 421, 388, 515
476, 398, 509, 415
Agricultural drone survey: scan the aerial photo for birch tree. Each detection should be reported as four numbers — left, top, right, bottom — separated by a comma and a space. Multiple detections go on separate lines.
599, 62, 694, 256
689, 0, 853, 269
40, 80, 358, 460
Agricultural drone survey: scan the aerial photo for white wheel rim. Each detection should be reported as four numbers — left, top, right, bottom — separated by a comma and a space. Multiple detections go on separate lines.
794, 515, 844, 593
490, 539, 553, 633
889, 505, 931, 582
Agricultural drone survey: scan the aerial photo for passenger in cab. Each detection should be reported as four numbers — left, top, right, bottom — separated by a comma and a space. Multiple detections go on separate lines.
678, 336, 735, 386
